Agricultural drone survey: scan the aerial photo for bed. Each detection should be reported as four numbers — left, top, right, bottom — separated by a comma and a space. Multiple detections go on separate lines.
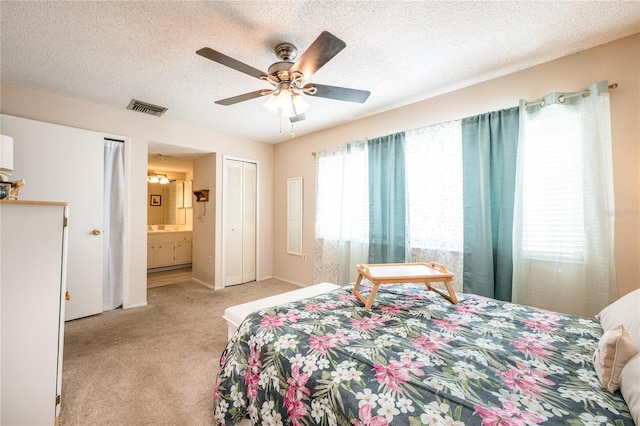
213, 282, 639, 425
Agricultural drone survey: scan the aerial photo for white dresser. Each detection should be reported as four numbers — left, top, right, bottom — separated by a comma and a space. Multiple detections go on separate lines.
1, 200, 69, 425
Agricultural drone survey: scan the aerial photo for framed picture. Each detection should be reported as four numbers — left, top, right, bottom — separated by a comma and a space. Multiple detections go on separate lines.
150, 194, 161, 206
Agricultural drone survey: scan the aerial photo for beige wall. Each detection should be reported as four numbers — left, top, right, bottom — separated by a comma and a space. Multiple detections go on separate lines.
192, 154, 217, 288
0, 84, 275, 308
273, 34, 640, 298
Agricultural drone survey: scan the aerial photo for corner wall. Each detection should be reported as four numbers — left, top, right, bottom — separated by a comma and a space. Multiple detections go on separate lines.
192, 154, 217, 288
273, 34, 640, 298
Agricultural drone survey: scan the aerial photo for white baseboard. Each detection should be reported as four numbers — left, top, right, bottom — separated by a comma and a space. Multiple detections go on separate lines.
124, 301, 148, 309
193, 277, 216, 290
271, 275, 308, 288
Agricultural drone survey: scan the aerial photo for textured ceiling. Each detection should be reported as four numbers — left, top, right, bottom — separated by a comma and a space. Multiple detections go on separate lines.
1, 1, 639, 154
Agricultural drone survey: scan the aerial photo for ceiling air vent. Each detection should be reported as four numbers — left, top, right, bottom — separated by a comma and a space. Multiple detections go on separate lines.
126, 99, 168, 117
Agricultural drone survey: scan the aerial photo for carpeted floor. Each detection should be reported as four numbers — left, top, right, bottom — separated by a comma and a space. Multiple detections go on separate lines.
60, 277, 299, 425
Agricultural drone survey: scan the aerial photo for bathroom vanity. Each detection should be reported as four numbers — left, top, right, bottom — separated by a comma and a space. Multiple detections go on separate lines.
147, 230, 192, 269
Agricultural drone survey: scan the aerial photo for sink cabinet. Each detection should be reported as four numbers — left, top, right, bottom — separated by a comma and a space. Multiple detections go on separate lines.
147, 231, 192, 269
174, 234, 193, 264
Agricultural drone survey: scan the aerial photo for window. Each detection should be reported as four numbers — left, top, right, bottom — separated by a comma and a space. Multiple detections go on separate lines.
405, 121, 463, 252
519, 105, 584, 261
315, 144, 369, 242
314, 123, 464, 287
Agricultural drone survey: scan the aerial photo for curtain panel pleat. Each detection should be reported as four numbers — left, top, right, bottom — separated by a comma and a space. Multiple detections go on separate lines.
367, 132, 407, 263
461, 107, 519, 300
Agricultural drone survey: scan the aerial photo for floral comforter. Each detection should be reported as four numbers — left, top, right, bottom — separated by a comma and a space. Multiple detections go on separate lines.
213, 283, 633, 425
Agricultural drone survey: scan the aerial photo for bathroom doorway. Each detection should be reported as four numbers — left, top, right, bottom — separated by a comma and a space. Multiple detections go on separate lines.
147, 142, 212, 286
147, 267, 192, 289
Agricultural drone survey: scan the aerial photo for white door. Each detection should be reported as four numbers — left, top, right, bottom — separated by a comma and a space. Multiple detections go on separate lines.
2, 114, 105, 320
242, 162, 257, 283
223, 159, 256, 286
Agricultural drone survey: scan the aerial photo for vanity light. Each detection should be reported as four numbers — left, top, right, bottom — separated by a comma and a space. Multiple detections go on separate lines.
147, 173, 170, 184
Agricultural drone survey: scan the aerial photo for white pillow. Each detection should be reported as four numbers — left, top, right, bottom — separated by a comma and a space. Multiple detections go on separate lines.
593, 324, 638, 392
597, 288, 640, 349
620, 353, 640, 424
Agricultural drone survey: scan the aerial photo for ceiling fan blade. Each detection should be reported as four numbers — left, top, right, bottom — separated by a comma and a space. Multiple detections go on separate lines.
307, 84, 371, 103
290, 113, 306, 123
196, 47, 267, 80
290, 31, 346, 79
215, 90, 265, 106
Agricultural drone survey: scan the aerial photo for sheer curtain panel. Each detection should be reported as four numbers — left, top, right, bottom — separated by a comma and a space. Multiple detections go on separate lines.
461, 107, 519, 301
512, 81, 616, 317
313, 144, 369, 284
405, 122, 464, 291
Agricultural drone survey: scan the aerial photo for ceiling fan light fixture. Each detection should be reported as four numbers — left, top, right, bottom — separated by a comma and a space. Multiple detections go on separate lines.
275, 89, 293, 110
263, 93, 279, 114
292, 93, 310, 115
263, 87, 310, 118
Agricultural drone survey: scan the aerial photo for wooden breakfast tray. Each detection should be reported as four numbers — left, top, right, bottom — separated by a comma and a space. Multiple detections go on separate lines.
352, 262, 457, 309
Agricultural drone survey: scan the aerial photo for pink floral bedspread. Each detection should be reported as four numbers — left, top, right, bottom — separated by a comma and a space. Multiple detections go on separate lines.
213, 283, 633, 425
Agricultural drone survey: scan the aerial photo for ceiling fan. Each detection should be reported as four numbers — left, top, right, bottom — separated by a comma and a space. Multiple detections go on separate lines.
196, 31, 370, 122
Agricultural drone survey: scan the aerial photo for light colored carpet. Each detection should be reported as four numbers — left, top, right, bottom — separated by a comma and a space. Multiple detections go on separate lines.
60, 278, 299, 425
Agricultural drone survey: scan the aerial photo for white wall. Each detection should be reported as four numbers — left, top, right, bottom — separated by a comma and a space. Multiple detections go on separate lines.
0, 84, 275, 308
273, 34, 640, 298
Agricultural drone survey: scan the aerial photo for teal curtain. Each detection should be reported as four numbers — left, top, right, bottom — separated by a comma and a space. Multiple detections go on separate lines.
368, 132, 406, 263
462, 107, 519, 300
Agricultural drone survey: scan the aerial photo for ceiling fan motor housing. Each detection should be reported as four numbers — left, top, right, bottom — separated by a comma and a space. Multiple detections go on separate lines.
267, 61, 296, 82
275, 42, 297, 62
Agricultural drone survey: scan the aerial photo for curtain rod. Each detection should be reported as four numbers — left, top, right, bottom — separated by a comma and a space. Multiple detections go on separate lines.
525, 82, 618, 109
312, 140, 367, 157
313, 82, 619, 156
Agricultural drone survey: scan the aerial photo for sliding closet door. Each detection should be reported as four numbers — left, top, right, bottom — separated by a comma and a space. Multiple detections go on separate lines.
241, 162, 257, 283
223, 158, 257, 286
1, 114, 105, 320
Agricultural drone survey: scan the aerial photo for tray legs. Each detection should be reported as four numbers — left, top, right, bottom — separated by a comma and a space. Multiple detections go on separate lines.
426, 280, 458, 304
352, 273, 381, 309
352, 274, 458, 309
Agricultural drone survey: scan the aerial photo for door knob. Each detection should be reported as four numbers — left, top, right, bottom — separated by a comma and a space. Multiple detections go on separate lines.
65, 291, 70, 301
92, 229, 101, 235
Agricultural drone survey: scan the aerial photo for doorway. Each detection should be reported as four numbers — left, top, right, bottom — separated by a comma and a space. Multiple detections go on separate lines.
146, 142, 212, 287
147, 267, 192, 289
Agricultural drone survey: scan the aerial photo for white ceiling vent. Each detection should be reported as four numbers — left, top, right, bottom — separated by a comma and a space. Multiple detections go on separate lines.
126, 99, 168, 117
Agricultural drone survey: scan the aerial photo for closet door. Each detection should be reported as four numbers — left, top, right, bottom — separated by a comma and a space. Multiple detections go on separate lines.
223, 159, 257, 286
1, 114, 105, 320
242, 162, 256, 283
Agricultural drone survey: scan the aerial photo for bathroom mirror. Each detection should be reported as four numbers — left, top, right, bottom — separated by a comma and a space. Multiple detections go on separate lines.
148, 180, 191, 225
287, 177, 303, 255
